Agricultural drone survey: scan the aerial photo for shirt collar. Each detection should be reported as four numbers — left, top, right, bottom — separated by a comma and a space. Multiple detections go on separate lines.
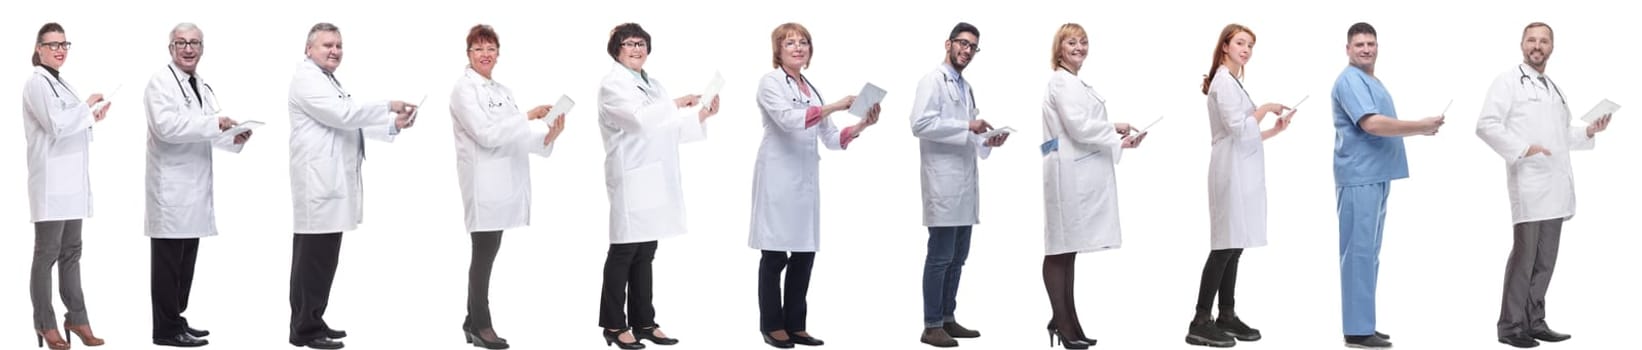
617, 62, 649, 86
37, 65, 61, 80
1519, 63, 1546, 80
169, 62, 198, 81
942, 63, 962, 83
465, 65, 496, 86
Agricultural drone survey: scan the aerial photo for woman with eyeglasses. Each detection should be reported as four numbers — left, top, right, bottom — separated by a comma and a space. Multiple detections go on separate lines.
1039, 23, 1145, 349
748, 22, 880, 349
23, 22, 110, 350
596, 22, 720, 350
447, 24, 566, 350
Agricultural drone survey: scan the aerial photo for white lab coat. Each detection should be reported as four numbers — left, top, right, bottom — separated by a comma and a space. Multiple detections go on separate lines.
144, 63, 242, 238
1475, 64, 1594, 224
910, 65, 991, 227
21, 66, 94, 222
1204, 67, 1268, 250
287, 58, 396, 234
450, 66, 555, 233
598, 63, 706, 244
1040, 68, 1122, 255
748, 70, 848, 252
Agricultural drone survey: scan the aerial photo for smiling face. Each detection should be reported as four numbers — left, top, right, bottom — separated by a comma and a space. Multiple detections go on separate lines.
617, 36, 648, 72
35, 31, 67, 69
1223, 31, 1254, 68
468, 40, 498, 77
170, 28, 204, 74
778, 33, 811, 71
1347, 32, 1377, 70
946, 31, 978, 70
1521, 26, 1553, 70
1057, 34, 1088, 70
306, 30, 343, 72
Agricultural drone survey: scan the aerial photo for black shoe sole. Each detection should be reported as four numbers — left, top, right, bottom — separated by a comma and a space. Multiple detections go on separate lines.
1224, 331, 1262, 342
1185, 334, 1235, 347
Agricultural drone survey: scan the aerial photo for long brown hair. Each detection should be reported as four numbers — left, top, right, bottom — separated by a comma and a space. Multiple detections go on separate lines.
1201, 24, 1255, 95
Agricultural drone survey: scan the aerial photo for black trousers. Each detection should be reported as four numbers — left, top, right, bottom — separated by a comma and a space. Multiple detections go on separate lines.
465, 231, 503, 331
289, 233, 343, 343
1195, 248, 1244, 317
151, 238, 200, 338
758, 250, 816, 333
599, 241, 658, 330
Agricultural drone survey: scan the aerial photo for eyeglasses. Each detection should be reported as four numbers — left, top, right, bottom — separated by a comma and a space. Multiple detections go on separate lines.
783, 40, 811, 49
621, 40, 647, 49
469, 46, 498, 54
170, 40, 203, 49
950, 39, 980, 53
39, 41, 72, 51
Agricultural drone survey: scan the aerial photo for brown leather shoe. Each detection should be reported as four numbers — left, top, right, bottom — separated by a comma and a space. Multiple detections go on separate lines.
64, 322, 105, 346
920, 327, 957, 348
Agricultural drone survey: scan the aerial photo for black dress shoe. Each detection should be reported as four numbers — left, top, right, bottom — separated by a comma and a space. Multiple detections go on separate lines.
1528, 330, 1570, 342
185, 327, 210, 338
762, 332, 795, 349
324, 328, 347, 339
635, 327, 678, 345
790, 333, 824, 346
154, 333, 209, 347
1499, 334, 1540, 348
1374, 331, 1390, 340
1344, 334, 1392, 349
942, 322, 980, 338
603, 328, 645, 349
292, 338, 345, 349
466, 328, 510, 349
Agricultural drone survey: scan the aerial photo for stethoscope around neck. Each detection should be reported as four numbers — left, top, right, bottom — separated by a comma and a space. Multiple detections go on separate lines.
1518, 65, 1565, 105
168, 65, 218, 111
785, 73, 822, 105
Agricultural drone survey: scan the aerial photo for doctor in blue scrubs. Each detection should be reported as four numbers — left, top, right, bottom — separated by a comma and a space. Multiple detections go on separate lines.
1329, 22, 1445, 349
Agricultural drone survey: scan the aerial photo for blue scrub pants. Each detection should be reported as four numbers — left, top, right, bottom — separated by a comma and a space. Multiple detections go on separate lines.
1337, 182, 1388, 336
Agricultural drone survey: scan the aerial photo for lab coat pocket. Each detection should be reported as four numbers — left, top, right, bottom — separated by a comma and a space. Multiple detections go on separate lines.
622, 163, 669, 212
476, 157, 516, 204
305, 158, 344, 200
1514, 155, 1553, 201
44, 153, 85, 195
155, 165, 196, 207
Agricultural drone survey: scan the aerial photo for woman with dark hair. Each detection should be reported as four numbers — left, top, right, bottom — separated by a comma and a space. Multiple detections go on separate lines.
596, 22, 720, 350
23, 22, 110, 350
448, 23, 566, 350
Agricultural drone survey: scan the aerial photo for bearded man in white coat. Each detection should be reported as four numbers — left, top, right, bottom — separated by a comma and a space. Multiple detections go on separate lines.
1475, 22, 1610, 349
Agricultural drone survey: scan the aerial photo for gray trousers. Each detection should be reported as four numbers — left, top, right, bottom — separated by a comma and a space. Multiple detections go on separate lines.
32, 219, 89, 330
1498, 219, 1562, 337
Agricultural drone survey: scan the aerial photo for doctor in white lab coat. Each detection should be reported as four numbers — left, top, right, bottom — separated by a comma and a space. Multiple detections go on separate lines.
1475, 23, 1609, 347
22, 22, 109, 348
595, 23, 718, 348
1038, 23, 1146, 348
448, 24, 564, 349
747, 22, 881, 348
284, 22, 416, 350
144, 23, 250, 347
1187, 24, 1291, 348
911, 22, 1006, 348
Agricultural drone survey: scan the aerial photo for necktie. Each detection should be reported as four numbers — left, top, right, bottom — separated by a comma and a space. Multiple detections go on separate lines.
187, 76, 203, 108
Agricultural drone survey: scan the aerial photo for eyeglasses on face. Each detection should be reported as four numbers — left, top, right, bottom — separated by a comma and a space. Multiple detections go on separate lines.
39, 41, 72, 51
171, 40, 204, 49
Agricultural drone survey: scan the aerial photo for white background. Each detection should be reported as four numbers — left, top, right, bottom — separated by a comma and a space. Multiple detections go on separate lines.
2, 0, 1638, 349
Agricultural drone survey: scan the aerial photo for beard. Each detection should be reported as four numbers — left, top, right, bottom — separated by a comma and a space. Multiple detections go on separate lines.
948, 49, 968, 71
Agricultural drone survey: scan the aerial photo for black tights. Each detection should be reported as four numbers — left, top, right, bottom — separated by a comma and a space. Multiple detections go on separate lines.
1194, 248, 1243, 320
1043, 253, 1085, 339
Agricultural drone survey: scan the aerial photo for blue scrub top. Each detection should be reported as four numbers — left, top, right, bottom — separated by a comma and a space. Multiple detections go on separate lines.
1331, 65, 1409, 187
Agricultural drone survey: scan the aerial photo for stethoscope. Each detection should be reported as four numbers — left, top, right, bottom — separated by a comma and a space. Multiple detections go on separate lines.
1518, 65, 1565, 106
785, 73, 822, 105
167, 65, 218, 111
941, 70, 977, 108
36, 69, 74, 99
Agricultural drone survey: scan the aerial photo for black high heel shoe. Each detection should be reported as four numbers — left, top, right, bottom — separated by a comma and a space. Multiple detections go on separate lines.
634, 326, 679, 345
1048, 328, 1092, 349
465, 328, 510, 349
1048, 320, 1097, 345
603, 328, 646, 349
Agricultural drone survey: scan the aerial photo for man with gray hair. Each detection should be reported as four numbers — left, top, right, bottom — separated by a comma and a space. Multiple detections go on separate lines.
286, 22, 416, 350
143, 22, 250, 348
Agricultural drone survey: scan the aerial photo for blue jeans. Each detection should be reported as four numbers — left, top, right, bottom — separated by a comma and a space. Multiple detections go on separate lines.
923, 226, 972, 328
1337, 182, 1389, 336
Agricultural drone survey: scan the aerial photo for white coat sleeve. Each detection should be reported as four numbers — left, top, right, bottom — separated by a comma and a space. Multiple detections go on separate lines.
23, 75, 92, 140
909, 74, 972, 145
1210, 78, 1259, 143
1475, 76, 1531, 163
528, 120, 555, 158
451, 82, 532, 149
757, 75, 809, 132
292, 71, 392, 130
145, 75, 220, 144
1049, 76, 1123, 162
1564, 92, 1595, 151
211, 133, 245, 153
819, 115, 844, 151
599, 79, 705, 144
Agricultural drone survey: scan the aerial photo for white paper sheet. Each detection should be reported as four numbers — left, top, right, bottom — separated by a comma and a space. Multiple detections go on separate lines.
1580, 99, 1620, 123
849, 83, 886, 117
544, 94, 574, 124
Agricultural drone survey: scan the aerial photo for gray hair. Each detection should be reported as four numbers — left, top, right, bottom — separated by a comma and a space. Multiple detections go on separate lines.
306, 22, 340, 46
170, 22, 201, 41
